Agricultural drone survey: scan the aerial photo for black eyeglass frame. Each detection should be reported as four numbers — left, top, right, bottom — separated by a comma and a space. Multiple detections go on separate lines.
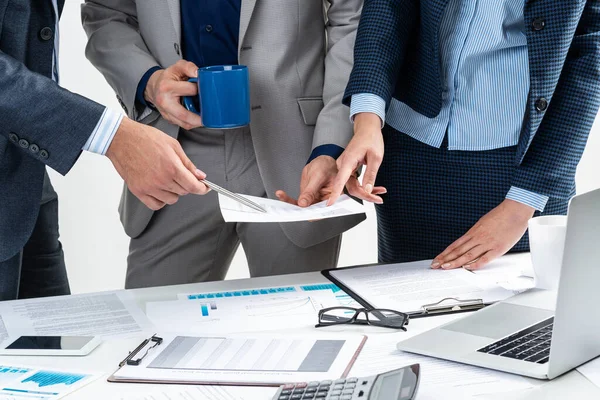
315, 306, 409, 331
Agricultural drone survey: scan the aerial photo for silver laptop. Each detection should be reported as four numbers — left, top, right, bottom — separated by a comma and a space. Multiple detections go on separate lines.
397, 188, 600, 380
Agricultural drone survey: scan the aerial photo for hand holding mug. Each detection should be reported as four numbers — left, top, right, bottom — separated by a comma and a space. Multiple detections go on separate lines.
182, 65, 250, 129
144, 60, 203, 130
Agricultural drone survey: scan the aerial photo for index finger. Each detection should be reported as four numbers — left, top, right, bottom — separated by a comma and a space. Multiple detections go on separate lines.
174, 164, 209, 195
327, 162, 356, 206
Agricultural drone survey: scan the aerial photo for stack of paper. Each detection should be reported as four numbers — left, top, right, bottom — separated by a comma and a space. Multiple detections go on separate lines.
326, 260, 517, 313
0, 291, 153, 345
218, 194, 365, 223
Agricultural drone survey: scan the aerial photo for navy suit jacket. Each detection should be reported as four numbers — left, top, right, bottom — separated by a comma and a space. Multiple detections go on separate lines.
0, 0, 105, 262
345, 0, 600, 202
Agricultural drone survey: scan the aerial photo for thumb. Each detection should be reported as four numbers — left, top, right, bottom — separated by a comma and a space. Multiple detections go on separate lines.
362, 152, 383, 195
298, 177, 321, 207
185, 61, 199, 78
176, 60, 199, 79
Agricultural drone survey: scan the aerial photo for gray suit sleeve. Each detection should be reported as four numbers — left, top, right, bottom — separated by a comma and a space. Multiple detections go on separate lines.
81, 0, 161, 121
0, 51, 105, 175
312, 0, 362, 151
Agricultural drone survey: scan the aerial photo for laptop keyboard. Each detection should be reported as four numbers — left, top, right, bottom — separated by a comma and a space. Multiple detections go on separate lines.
478, 317, 554, 364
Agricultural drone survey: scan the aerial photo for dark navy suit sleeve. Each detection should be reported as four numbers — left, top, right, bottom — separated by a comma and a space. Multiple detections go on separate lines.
135, 66, 163, 108
0, 50, 105, 175
513, 0, 600, 200
343, 0, 420, 108
307, 144, 345, 164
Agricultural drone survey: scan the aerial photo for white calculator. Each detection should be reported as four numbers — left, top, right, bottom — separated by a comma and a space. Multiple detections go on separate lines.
272, 364, 420, 400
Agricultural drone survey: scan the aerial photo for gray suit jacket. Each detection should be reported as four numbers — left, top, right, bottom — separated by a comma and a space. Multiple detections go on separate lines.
0, 0, 105, 263
82, 0, 365, 248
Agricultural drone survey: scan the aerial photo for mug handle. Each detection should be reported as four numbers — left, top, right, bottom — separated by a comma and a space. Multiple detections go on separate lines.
182, 77, 201, 115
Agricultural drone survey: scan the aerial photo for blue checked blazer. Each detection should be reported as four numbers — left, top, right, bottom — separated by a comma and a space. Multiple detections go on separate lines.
344, 0, 600, 202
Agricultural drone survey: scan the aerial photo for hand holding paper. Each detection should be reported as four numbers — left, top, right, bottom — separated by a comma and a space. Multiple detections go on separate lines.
218, 193, 365, 223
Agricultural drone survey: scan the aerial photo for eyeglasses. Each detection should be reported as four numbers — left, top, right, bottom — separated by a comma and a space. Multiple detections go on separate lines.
316, 307, 409, 330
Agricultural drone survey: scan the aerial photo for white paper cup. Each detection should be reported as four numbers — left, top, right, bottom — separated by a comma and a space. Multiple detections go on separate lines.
528, 215, 567, 290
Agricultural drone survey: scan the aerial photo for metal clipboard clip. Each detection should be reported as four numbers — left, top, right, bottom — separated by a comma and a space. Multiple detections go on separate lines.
421, 297, 485, 315
119, 334, 163, 367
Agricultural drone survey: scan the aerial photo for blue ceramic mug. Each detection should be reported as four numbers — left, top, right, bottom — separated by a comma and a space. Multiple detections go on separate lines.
182, 65, 251, 129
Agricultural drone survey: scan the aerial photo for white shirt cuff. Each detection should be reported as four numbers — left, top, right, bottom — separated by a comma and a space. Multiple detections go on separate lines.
506, 186, 549, 212
82, 108, 124, 155
350, 93, 386, 128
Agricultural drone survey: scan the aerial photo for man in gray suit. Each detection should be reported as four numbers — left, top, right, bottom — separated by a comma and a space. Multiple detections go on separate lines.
82, 0, 364, 288
0, 0, 209, 301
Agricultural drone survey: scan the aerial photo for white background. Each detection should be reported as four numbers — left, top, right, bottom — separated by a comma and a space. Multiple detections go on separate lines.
50, 0, 600, 294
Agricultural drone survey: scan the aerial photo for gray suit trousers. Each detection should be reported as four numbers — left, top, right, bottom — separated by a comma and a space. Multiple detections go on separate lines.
126, 126, 341, 289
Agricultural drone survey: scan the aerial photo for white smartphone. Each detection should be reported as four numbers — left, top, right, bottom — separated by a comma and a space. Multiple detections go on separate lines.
0, 336, 102, 356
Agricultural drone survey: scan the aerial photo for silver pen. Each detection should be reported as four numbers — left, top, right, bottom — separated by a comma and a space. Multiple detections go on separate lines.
202, 179, 267, 213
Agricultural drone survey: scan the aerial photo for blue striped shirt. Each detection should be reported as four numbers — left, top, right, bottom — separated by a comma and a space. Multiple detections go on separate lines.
350, 0, 548, 211
50, 0, 121, 155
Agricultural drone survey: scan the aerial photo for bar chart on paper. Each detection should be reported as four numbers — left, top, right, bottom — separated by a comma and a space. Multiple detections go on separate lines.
180, 283, 361, 308
146, 290, 340, 335
111, 333, 366, 386
0, 365, 98, 400
147, 336, 346, 373
21, 371, 88, 387
0, 366, 31, 384
199, 302, 218, 317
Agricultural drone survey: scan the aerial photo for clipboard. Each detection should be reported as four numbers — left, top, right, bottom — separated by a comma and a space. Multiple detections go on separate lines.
322, 262, 493, 320
108, 333, 368, 386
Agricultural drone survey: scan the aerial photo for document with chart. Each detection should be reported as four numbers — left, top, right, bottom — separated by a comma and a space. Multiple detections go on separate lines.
218, 193, 365, 222
146, 291, 339, 334
109, 334, 367, 386
0, 364, 100, 399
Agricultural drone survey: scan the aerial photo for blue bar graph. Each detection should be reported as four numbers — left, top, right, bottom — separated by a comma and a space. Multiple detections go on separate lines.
300, 283, 342, 293
201, 304, 209, 316
21, 371, 87, 388
187, 286, 298, 300
185, 285, 343, 300
0, 366, 31, 383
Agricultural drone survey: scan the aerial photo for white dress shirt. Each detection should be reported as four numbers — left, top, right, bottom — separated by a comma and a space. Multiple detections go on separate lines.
51, 0, 122, 155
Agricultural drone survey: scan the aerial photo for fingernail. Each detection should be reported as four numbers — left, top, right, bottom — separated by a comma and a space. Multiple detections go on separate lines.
365, 184, 373, 194
196, 169, 206, 178
442, 263, 452, 269
299, 199, 307, 207
375, 199, 383, 205
431, 262, 440, 268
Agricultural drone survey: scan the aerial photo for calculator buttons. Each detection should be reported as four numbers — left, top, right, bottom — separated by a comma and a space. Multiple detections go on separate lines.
277, 378, 363, 400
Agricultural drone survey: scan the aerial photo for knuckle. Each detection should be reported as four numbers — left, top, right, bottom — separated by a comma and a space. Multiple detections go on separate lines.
372, 152, 383, 162
157, 81, 170, 93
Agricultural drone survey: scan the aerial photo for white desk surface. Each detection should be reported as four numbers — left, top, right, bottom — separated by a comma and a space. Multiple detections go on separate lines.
1, 254, 598, 399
